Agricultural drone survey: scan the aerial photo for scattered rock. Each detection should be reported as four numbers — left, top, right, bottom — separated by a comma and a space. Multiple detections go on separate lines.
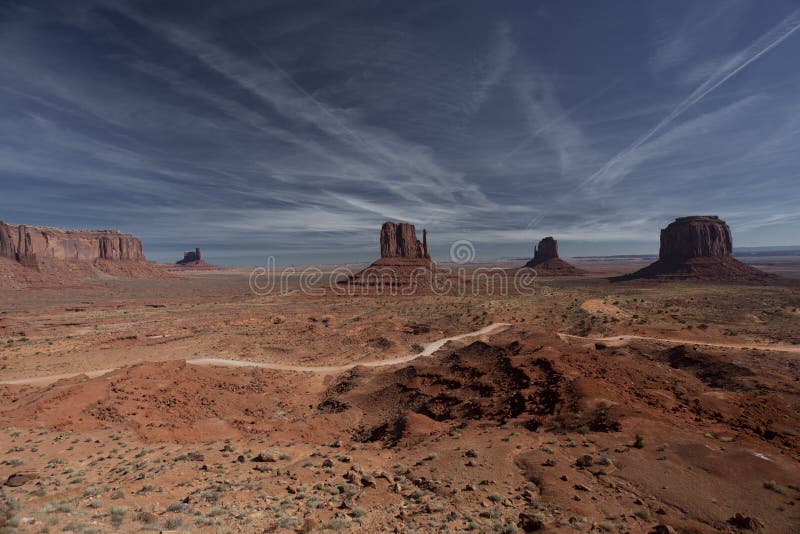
4, 471, 37, 487
518, 512, 547, 531
728, 513, 764, 531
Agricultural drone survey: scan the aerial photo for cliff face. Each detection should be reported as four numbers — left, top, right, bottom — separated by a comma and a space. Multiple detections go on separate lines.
379, 222, 430, 259
659, 216, 732, 262
614, 215, 772, 281
524, 236, 585, 275
0, 221, 145, 265
530, 237, 559, 264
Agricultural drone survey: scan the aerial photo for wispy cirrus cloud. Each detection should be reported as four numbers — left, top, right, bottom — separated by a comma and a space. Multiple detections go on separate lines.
1, 0, 799, 264
584, 7, 800, 189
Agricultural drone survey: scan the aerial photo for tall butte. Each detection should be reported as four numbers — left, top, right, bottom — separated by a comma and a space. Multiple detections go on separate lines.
524, 236, 585, 275
377, 222, 431, 263
347, 222, 436, 289
615, 215, 772, 281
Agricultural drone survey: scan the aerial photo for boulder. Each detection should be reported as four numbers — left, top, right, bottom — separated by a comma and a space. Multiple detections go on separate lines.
4, 471, 38, 487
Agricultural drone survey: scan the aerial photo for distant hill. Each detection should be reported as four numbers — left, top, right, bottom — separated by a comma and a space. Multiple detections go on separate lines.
732, 246, 800, 257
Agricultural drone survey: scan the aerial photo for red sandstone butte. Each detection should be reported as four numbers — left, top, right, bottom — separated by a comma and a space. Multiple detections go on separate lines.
346, 222, 437, 289
379, 222, 431, 260
615, 215, 773, 281
524, 237, 585, 276
0, 221, 144, 267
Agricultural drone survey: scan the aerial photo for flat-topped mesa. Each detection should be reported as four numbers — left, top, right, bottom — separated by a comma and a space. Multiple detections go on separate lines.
614, 215, 773, 281
659, 215, 732, 262
380, 222, 430, 260
0, 221, 145, 267
524, 237, 585, 275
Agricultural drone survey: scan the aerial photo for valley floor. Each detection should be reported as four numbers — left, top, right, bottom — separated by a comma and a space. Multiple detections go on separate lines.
1, 264, 799, 532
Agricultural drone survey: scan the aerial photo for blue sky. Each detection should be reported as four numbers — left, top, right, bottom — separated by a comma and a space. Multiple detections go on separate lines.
2, 1, 799, 265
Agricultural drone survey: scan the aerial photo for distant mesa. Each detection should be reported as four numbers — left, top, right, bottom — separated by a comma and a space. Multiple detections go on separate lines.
524, 237, 585, 276
0, 220, 166, 287
175, 247, 216, 269
178, 247, 202, 264
613, 215, 773, 281
0, 220, 144, 267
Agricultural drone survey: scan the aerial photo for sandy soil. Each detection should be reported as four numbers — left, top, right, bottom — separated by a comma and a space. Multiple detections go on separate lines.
1, 264, 799, 533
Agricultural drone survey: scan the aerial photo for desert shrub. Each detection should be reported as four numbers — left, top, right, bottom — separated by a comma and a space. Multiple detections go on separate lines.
162, 517, 184, 530
108, 506, 126, 528
166, 502, 190, 513
634, 509, 651, 521
764, 480, 786, 494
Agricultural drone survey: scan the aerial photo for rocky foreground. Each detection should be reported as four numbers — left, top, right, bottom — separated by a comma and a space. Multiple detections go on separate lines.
1, 321, 798, 532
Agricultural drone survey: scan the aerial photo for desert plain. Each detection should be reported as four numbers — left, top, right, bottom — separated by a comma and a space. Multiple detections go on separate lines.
1, 257, 799, 533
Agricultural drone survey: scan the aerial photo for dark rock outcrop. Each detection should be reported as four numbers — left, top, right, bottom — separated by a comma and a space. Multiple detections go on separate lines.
4, 472, 38, 487
173, 247, 217, 270
614, 216, 772, 281
379, 222, 430, 260
524, 237, 585, 276
0, 221, 145, 267
529, 236, 559, 264
177, 248, 202, 264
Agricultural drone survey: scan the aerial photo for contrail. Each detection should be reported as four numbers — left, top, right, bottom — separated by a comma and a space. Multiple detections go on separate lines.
499, 77, 621, 163
583, 8, 800, 188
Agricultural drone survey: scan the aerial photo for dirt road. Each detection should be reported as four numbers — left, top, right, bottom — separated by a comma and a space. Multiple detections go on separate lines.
0, 323, 512, 385
558, 332, 800, 353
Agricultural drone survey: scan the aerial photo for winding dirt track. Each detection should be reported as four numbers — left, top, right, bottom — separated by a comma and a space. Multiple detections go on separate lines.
558, 332, 800, 354
0, 323, 512, 386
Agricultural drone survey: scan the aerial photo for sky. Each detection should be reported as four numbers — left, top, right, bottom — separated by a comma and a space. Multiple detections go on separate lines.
1, 0, 800, 266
